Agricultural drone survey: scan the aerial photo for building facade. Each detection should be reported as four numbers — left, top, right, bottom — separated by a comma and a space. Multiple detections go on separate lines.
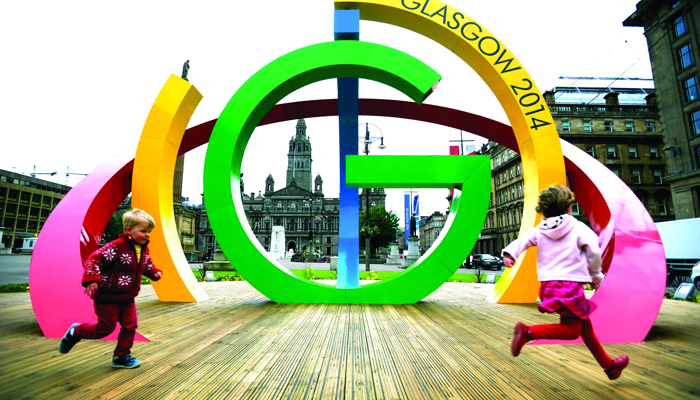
197, 119, 386, 258
0, 169, 71, 249
625, 0, 700, 218
475, 78, 673, 256
418, 211, 446, 254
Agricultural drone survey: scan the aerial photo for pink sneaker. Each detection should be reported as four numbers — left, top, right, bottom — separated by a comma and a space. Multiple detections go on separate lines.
511, 322, 529, 357
604, 355, 629, 380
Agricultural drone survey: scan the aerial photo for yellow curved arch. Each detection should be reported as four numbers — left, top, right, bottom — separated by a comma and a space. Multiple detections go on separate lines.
335, 0, 566, 302
132, 74, 208, 302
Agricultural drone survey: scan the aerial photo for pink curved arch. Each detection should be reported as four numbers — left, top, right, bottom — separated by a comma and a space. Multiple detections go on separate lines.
31, 99, 664, 344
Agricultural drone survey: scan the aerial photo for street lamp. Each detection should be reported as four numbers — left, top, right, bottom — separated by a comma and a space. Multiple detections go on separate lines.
358, 122, 386, 271
663, 145, 682, 174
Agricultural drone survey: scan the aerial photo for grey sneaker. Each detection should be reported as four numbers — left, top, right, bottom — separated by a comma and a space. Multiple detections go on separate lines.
58, 323, 81, 354
112, 354, 141, 369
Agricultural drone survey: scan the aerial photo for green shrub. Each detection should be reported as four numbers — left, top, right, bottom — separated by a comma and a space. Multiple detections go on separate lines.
0, 283, 29, 293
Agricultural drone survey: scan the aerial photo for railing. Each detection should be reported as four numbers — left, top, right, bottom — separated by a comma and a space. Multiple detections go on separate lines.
552, 105, 658, 114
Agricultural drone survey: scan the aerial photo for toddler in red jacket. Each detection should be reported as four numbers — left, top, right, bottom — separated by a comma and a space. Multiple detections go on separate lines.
58, 209, 163, 368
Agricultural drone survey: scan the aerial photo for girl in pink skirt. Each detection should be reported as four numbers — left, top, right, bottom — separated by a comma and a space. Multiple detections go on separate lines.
502, 185, 629, 380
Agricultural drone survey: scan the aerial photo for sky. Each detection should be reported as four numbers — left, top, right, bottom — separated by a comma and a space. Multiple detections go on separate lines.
1, 0, 652, 226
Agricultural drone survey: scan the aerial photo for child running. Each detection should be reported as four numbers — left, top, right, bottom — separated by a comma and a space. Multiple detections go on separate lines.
502, 185, 629, 380
58, 209, 163, 368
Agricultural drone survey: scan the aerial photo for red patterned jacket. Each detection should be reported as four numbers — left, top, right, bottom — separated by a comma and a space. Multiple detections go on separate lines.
82, 233, 162, 303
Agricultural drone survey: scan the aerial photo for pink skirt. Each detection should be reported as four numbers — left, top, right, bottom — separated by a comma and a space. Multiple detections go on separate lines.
538, 280, 597, 319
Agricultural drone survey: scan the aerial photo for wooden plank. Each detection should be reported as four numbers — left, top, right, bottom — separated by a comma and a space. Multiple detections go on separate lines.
0, 282, 698, 400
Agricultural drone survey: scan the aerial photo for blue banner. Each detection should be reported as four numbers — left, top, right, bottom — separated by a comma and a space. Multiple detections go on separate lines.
404, 193, 410, 246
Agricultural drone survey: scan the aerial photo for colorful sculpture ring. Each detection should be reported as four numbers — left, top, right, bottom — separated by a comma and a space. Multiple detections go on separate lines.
204, 40, 492, 303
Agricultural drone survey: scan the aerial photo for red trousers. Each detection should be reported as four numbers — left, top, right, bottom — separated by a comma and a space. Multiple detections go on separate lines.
528, 309, 612, 370
74, 301, 138, 356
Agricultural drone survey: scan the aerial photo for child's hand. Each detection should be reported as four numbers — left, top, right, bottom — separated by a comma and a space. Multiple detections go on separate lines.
84, 283, 98, 297
153, 271, 162, 280
591, 278, 602, 290
503, 254, 515, 268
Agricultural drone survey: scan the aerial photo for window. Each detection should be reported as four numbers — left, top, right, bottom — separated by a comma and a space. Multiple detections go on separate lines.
511, 187, 515, 199
516, 165, 521, 175
498, 194, 502, 205
679, 44, 694, 70
690, 110, 700, 135
658, 198, 668, 216
562, 120, 570, 132
585, 146, 595, 158
696, 147, 700, 167
625, 121, 634, 132
632, 169, 641, 184
583, 121, 591, 132
650, 147, 659, 158
685, 76, 699, 102
605, 121, 613, 132
674, 15, 687, 38
611, 168, 619, 176
653, 170, 663, 184
646, 121, 655, 132
509, 169, 513, 179
504, 191, 509, 201
629, 146, 638, 158
607, 146, 617, 158
496, 176, 500, 185
518, 184, 523, 198
571, 202, 580, 216
502, 173, 507, 182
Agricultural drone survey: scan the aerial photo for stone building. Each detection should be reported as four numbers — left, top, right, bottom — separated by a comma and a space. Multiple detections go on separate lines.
475, 77, 673, 256
172, 155, 197, 257
0, 169, 70, 249
625, 0, 700, 218
418, 211, 446, 254
225, 119, 385, 257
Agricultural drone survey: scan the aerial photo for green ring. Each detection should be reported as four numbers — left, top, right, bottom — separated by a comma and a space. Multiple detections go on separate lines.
204, 40, 490, 303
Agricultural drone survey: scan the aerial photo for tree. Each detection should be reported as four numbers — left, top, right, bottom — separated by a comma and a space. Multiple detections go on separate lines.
102, 212, 125, 244
359, 206, 399, 256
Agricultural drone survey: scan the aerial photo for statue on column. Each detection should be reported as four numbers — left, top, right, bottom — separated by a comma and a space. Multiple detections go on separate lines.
182, 60, 190, 82
410, 213, 417, 237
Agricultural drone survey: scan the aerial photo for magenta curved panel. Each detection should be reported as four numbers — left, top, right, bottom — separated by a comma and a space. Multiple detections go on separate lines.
30, 99, 664, 344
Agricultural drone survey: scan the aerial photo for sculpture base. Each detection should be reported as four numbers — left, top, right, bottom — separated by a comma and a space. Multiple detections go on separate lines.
203, 261, 236, 271
400, 237, 420, 269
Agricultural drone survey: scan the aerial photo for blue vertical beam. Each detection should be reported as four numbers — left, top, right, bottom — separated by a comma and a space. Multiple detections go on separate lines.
335, 9, 360, 289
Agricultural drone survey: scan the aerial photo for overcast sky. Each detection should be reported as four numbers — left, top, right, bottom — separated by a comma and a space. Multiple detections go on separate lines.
2, 0, 651, 226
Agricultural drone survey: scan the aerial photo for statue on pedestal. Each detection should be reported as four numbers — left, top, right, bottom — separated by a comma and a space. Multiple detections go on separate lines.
182, 60, 190, 82
410, 213, 417, 237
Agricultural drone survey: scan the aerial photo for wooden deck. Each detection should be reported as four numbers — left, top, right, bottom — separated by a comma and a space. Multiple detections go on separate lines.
1, 282, 698, 400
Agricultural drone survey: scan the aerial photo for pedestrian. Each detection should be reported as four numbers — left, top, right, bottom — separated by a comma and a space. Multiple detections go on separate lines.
502, 185, 629, 380
58, 209, 163, 369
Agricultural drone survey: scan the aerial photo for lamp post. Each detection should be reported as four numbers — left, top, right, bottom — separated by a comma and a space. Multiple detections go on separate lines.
663, 145, 682, 175
359, 122, 385, 271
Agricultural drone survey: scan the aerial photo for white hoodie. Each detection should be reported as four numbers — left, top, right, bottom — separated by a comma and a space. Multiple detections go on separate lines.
502, 214, 604, 283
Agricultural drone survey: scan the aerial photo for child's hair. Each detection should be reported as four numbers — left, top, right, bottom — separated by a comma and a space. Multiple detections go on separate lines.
535, 185, 576, 218
122, 209, 155, 231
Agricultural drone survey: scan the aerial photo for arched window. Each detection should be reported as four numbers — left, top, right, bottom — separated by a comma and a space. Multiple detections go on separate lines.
511, 187, 515, 199
275, 218, 282, 226
303, 218, 309, 230
518, 184, 523, 198
290, 219, 297, 231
